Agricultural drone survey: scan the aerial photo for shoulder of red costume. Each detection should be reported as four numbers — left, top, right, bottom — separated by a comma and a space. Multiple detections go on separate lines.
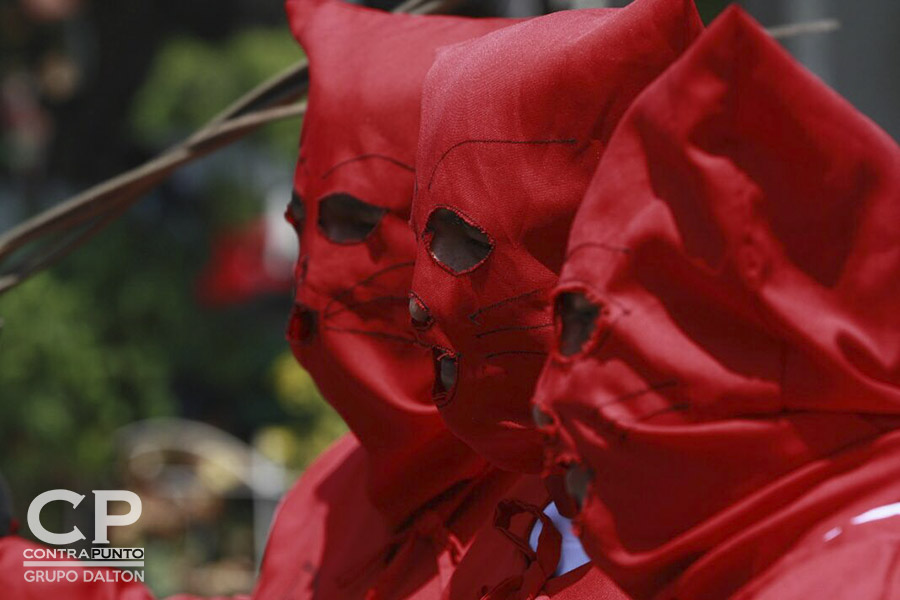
265, 433, 365, 534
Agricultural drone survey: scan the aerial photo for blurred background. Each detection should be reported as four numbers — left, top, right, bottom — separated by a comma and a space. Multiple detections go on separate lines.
0, 0, 896, 596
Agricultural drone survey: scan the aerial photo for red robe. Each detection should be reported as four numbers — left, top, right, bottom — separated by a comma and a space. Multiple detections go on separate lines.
535, 7, 900, 599
407, 1, 703, 598
277, 1, 517, 598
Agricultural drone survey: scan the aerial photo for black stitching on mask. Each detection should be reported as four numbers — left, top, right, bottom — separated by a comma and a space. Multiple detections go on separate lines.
468, 288, 546, 325
321, 154, 414, 179
426, 138, 577, 191
325, 261, 415, 314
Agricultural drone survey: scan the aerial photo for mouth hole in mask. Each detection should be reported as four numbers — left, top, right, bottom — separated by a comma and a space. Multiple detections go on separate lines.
318, 193, 386, 243
432, 347, 458, 406
556, 292, 600, 357
408, 294, 433, 329
565, 464, 593, 511
286, 191, 306, 231
425, 208, 493, 274
286, 304, 317, 343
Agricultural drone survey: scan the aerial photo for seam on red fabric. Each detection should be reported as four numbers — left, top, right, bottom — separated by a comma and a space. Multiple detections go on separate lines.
469, 288, 546, 325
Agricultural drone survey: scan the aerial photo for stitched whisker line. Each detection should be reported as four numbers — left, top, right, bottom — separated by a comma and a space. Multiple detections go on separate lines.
469, 288, 546, 325
325, 261, 415, 313
565, 381, 679, 421
321, 154, 414, 179
427, 138, 577, 191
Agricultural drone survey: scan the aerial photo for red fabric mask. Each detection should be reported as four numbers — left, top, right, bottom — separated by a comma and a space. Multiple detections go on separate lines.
409, 0, 703, 474
284, 0, 510, 527
535, 7, 900, 598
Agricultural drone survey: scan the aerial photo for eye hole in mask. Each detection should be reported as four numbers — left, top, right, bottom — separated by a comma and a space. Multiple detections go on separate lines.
318, 193, 386, 243
556, 292, 600, 357
425, 208, 493, 273
286, 191, 305, 230
565, 464, 593, 511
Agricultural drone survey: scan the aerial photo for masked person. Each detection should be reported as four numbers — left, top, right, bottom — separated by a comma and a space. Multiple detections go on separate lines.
3, 4, 510, 599
533, 7, 900, 599
0, 3, 506, 598
408, 1, 702, 597
263, 1, 526, 598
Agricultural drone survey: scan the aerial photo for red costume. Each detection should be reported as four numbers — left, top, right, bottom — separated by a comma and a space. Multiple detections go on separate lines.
409, 0, 704, 476
2, 3, 515, 600
408, 2, 702, 598
275, 1, 518, 598
534, 7, 900, 599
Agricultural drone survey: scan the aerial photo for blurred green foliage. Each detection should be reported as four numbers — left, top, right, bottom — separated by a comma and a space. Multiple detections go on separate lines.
0, 26, 342, 532
131, 29, 303, 158
260, 352, 348, 471
0, 271, 173, 500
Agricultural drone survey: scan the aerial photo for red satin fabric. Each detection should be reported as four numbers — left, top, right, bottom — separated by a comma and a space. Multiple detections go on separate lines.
281, 0, 519, 597
409, 0, 703, 474
534, 7, 900, 599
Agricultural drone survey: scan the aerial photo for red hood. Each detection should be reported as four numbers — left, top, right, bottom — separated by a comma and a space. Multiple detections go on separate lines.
535, 6, 900, 598
409, 0, 704, 473
283, 0, 511, 528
